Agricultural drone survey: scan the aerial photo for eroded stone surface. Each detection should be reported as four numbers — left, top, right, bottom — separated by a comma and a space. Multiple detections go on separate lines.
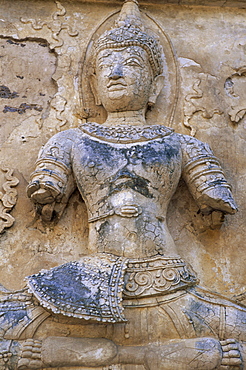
0, 0, 246, 369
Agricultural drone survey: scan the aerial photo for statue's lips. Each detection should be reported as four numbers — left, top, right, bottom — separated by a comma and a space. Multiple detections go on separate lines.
107, 82, 127, 91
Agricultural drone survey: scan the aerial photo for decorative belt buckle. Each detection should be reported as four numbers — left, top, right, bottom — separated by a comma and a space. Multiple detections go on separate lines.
115, 205, 142, 218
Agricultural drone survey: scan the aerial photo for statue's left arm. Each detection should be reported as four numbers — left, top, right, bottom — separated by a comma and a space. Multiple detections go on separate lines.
180, 134, 237, 216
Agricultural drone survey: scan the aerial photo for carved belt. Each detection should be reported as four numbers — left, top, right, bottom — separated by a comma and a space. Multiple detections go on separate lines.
123, 256, 198, 299
88, 205, 142, 223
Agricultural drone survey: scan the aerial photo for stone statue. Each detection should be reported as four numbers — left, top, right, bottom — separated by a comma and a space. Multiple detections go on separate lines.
1, 1, 246, 369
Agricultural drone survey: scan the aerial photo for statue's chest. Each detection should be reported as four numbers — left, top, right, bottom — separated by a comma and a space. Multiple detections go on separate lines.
71, 135, 182, 192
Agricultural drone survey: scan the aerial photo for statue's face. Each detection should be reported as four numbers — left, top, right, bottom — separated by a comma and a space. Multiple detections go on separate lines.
95, 46, 153, 112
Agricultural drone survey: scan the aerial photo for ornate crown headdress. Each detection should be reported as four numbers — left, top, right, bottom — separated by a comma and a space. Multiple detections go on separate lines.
95, 0, 163, 77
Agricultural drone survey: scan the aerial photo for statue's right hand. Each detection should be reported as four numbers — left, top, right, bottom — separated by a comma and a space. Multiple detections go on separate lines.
31, 189, 57, 222
27, 181, 59, 221
30, 188, 55, 204
27, 181, 60, 205
31, 189, 57, 221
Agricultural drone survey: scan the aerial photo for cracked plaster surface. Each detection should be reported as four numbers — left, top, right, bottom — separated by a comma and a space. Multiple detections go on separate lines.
0, 1, 245, 368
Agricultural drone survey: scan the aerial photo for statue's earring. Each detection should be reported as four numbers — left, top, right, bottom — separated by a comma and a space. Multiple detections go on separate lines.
148, 75, 165, 106
89, 73, 102, 106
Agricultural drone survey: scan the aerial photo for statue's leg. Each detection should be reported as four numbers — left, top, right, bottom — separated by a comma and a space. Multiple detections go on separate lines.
157, 287, 246, 342
18, 337, 118, 369
0, 287, 50, 341
14, 336, 244, 370
121, 338, 242, 370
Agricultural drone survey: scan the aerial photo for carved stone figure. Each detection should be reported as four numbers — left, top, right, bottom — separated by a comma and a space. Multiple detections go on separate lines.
1, 1, 246, 369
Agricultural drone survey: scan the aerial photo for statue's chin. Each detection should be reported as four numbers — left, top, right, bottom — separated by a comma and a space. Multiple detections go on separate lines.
102, 97, 145, 113
109, 91, 126, 100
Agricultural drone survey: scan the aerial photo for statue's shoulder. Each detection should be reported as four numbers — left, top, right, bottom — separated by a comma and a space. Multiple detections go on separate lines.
42, 128, 85, 151
38, 128, 83, 163
47, 127, 82, 141
175, 132, 203, 144
174, 132, 214, 157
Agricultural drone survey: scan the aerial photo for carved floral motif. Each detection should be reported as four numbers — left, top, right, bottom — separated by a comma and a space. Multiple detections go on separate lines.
0, 167, 19, 234
224, 66, 246, 123
20, 1, 79, 132
183, 75, 222, 136
20, 1, 78, 50
123, 256, 198, 298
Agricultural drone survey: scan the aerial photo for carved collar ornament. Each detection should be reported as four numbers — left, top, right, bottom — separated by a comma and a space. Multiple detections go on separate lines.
79, 122, 174, 143
94, 0, 163, 77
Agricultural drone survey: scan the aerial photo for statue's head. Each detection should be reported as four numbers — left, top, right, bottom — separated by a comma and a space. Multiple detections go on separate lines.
90, 0, 165, 113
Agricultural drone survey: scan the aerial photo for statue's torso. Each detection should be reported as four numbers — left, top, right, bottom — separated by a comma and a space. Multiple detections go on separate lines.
30, 122, 227, 259
71, 127, 182, 258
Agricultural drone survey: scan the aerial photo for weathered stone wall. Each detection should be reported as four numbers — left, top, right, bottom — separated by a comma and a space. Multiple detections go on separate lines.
0, 3, 245, 368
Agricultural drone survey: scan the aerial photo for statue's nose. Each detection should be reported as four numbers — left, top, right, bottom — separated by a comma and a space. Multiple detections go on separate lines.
109, 64, 123, 79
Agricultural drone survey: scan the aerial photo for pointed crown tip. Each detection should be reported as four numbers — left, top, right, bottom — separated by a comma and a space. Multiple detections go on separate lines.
124, 0, 139, 4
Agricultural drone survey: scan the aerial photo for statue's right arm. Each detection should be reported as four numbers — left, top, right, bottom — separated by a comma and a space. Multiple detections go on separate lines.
27, 130, 77, 221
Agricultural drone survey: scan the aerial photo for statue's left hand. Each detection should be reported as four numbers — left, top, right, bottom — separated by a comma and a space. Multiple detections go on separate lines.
197, 187, 238, 215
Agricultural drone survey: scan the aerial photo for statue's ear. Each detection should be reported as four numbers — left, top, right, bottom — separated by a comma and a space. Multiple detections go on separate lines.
89, 73, 102, 106
148, 75, 165, 106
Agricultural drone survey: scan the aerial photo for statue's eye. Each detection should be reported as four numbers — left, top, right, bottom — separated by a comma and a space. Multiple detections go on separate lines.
124, 58, 142, 67
98, 63, 111, 70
